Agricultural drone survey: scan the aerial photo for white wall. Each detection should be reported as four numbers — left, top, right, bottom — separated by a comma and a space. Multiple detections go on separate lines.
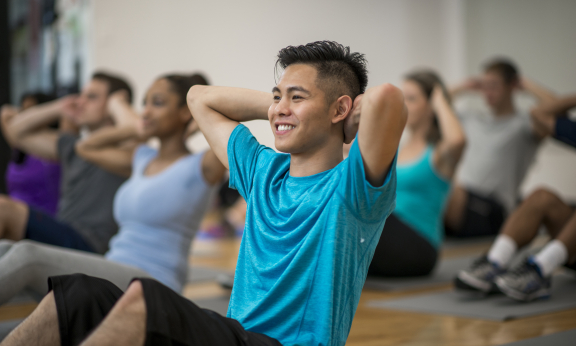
91, 0, 466, 150
89, 0, 576, 201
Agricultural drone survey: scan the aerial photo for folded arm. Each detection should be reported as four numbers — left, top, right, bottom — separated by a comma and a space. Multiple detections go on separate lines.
431, 86, 467, 179
75, 96, 141, 177
531, 94, 576, 138
5, 99, 70, 161
187, 86, 271, 169
348, 84, 407, 186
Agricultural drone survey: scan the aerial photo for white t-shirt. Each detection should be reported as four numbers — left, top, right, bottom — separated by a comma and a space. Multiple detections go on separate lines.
456, 110, 539, 213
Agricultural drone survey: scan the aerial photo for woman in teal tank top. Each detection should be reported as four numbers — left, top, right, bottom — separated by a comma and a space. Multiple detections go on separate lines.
368, 70, 466, 277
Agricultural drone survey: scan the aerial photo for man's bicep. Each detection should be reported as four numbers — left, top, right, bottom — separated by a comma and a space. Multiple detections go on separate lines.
194, 106, 239, 170
357, 84, 406, 186
16, 130, 59, 161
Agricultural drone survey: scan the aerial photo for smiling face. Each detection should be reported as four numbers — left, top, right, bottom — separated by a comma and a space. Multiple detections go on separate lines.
140, 78, 190, 139
269, 64, 344, 154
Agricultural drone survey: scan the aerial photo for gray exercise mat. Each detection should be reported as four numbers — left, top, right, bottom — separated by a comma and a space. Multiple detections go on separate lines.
194, 295, 230, 316
187, 266, 232, 284
368, 271, 576, 321
364, 256, 477, 291
442, 235, 495, 249
0, 319, 23, 341
501, 328, 576, 346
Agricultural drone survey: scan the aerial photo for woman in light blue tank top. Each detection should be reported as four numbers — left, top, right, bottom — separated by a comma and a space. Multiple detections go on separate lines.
368, 70, 466, 277
0, 73, 227, 304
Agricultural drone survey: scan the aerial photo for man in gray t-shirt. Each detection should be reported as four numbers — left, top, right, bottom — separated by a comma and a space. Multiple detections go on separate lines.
444, 58, 554, 237
0, 72, 132, 253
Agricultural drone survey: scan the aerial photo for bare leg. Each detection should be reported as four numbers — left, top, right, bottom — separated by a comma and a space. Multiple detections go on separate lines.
0, 195, 28, 241
555, 211, 576, 264
444, 184, 468, 232
80, 281, 146, 346
500, 189, 573, 247
0, 292, 60, 346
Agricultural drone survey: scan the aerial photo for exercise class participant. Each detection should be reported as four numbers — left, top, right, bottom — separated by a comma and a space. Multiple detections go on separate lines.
457, 93, 576, 301
456, 188, 576, 301
1, 93, 70, 216
368, 70, 466, 277
0, 73, 225, 304
0, 72, 131, 253
0, 41, 405, 346
444, 59, 555, 237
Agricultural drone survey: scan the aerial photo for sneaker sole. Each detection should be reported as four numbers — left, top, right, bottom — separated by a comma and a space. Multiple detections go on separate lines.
494, 277, 551, 302
456, 271, 493, 293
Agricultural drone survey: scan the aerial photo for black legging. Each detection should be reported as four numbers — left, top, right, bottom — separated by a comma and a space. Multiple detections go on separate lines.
368, 213, 438, 277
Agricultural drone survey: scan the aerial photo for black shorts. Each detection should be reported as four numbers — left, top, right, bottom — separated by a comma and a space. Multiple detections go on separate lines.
445, 190, 505, 238
26, 208, 95, 252
555, 116, 576, 148
49, 274, 282, 346
368, 213, 438, 277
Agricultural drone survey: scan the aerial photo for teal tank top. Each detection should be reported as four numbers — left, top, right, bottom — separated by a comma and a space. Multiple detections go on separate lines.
394, 146, 451, 249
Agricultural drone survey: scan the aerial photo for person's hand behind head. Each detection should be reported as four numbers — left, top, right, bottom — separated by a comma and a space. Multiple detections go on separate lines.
107, 90, 133, 126
431, 84, 448, 113
1, 105, 19, 124
59, 95, 80, 122
343, 94, 363, 144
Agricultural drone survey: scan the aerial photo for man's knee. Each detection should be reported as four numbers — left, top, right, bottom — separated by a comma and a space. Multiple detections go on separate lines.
526, 188, 562, 209
115, 281, 146, 315
0, 195, 16, 218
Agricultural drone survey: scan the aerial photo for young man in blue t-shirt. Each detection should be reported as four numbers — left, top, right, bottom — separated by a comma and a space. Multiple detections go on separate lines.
1, 41, 406, 346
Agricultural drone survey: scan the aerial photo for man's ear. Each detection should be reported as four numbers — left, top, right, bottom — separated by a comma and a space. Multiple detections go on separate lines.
332, 95, 353, 124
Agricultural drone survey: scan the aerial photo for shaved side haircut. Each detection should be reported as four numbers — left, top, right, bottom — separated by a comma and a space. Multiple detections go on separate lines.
276, 41, 368, 104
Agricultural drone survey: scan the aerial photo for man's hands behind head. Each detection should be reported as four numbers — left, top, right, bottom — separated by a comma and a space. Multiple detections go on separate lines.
343, 94, 363, 144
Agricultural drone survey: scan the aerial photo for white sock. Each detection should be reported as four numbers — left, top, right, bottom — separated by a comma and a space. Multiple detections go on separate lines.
532, 240, 568, 277
487, 234, 518, 268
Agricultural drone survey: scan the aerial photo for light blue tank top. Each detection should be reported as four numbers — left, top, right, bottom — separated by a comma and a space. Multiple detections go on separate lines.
394, 146, 451, 249
105, 145, 217, 292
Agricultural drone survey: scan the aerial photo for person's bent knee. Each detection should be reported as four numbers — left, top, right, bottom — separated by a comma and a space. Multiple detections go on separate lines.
527, 188, 561, 208
115, 280, 146, 314
0, 195, 16, 218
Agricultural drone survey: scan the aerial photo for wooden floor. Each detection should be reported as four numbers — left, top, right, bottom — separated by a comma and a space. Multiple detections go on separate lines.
2, 237, 575, 345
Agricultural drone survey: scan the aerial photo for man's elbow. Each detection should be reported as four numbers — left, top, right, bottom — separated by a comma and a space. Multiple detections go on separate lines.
186, 85, 209, 110
371, 83, 403, 104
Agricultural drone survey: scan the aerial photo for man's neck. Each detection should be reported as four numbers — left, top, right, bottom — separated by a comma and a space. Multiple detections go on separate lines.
492, 99, 516, 117
289, 139, 344, 177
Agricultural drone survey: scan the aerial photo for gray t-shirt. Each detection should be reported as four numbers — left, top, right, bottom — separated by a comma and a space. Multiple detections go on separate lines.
56, 134, 127, 253
456, 110, 539, 213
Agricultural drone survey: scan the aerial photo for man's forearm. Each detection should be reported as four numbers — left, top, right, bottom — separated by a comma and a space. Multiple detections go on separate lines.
10, 100, 62, 139
77, 126, 138, 151
522, 78, 557, 105
542, 94, 576, 115
188, 86, 271, 122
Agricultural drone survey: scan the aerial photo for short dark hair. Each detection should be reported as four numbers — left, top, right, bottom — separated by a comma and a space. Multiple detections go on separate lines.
161, 73, 210, 106
483, 58, 519, 85
92, 72, 134, 103
275, 41, 368, 103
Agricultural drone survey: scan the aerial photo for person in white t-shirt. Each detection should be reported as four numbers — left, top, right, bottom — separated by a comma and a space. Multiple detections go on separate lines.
444, 58, 555, 237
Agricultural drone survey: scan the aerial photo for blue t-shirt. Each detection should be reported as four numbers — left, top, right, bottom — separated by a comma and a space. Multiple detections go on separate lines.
393, 146, 451, 249
227, 125, 396, 346
106, 145, 217, 292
